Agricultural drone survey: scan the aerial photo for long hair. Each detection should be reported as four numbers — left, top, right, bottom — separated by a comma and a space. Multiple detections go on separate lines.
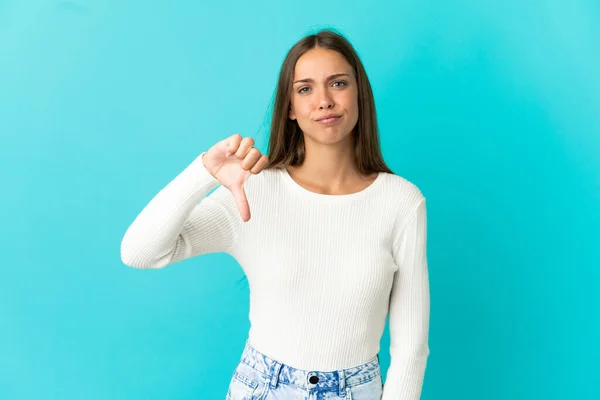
265, 29, 394, 176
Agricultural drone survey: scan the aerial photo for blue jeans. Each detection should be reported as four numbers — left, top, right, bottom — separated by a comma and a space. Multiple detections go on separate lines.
226, 340, 383, 399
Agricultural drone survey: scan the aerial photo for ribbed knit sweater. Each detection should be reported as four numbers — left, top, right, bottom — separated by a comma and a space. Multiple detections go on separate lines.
120, 152, 431, 399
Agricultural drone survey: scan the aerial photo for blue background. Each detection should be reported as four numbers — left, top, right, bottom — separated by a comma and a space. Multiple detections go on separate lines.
1, 1, 598, 399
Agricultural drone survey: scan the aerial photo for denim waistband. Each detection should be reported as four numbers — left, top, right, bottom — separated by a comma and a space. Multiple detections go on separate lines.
238, 339, 381, 392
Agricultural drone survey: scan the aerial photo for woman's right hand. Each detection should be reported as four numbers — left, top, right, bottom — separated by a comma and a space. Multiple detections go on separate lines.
202, 133, 269, 222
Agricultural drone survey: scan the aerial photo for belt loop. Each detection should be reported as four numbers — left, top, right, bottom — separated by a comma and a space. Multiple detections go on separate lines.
270, 361, 282, 388
338, 369, 346, 396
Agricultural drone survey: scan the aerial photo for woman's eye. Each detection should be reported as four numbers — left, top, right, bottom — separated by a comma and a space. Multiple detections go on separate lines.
298, 87, 309, 94
333, 80, 347, 87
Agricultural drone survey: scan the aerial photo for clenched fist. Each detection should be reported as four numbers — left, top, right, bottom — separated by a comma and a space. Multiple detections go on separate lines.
202, 133, 269, 222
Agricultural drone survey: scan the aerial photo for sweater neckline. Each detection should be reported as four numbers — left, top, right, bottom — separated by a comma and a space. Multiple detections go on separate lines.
279, 167, 384, 203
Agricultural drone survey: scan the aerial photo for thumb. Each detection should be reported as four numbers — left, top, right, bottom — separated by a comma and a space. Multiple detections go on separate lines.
229, 182, 251, 222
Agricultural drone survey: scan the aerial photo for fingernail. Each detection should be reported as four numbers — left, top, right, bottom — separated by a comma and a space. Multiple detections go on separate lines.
225, 151, 232, 157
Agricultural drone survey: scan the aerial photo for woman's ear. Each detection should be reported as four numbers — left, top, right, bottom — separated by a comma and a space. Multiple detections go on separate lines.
288, 104, 296, 120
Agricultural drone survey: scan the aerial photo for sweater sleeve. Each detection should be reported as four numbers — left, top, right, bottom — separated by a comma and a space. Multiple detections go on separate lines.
120, 152, 242, 269
382, 198, 431, 400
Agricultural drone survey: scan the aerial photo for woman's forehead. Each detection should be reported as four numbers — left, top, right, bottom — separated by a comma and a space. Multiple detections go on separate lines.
294, 49, 351, 78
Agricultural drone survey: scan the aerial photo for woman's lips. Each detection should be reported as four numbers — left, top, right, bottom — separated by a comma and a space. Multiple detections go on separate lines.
316, 116, 341, 124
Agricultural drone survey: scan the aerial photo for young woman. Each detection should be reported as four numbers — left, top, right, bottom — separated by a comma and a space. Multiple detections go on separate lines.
121, 29, 430, 400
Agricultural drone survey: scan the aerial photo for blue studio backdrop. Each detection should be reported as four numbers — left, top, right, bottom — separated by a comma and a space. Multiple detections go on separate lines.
1, 1, 598, 399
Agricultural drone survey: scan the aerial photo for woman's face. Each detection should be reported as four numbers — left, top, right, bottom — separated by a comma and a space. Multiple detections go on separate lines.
289, 47, 359, 145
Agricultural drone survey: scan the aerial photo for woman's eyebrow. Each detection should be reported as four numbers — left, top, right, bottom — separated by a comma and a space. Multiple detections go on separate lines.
293, 73, 350, 85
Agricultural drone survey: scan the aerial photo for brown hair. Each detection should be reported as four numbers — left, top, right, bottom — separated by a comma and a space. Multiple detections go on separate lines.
264, 28, 394, 176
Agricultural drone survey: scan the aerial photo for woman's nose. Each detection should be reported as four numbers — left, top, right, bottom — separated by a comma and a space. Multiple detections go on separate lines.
318, 91, 334, 109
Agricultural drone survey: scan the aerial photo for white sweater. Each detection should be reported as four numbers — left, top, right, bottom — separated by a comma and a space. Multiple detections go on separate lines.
120, 152, 431, 400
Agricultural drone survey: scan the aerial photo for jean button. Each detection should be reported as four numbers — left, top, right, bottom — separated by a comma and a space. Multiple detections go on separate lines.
309, 375, 319, 384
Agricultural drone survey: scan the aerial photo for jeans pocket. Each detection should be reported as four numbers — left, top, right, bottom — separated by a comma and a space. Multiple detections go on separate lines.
226, 363, 262, 400
346, 373, 383, 400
